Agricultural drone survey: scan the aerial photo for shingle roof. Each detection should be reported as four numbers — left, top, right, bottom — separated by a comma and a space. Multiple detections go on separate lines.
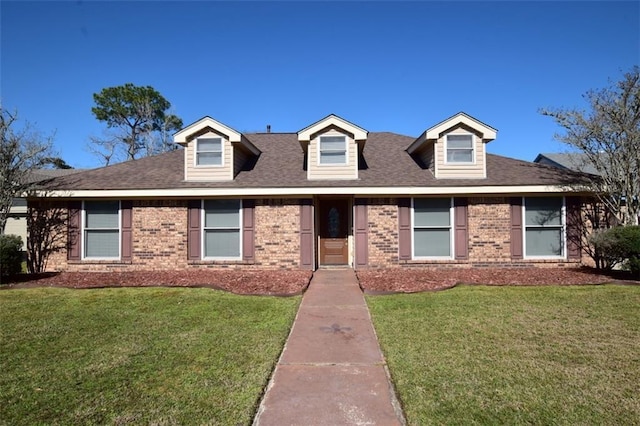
48, 132, 581, 191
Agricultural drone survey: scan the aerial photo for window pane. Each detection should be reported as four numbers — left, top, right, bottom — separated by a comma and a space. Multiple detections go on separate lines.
414, 228, 450, 257
204, 200, 240, 228
85, 230, 119, 257
197, 138, 221, 152
205, 229, 240, 257
447, 134, 473, 148
320, 136, 346, 151
320, 152, 346, 164
526, 198, 562, 226
526, 228, 562, 256
447, 149, 473, 163
414, 198, 450, 227
85, 201, 119, 228
197, 152, 222, 166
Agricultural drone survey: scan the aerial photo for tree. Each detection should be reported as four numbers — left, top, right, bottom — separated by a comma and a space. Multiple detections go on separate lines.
541, 66, 640, 226
90, 83, 183, 164
0, 108, 55, 234
26, 199, 68, 274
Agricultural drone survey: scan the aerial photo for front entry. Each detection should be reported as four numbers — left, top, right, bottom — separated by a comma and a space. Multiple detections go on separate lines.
319, 199, 349, 265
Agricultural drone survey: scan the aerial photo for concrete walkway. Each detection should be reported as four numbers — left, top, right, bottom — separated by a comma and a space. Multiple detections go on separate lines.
254, 269, 405, 425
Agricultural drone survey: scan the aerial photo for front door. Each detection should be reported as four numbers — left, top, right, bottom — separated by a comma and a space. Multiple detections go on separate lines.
319, 199, 349, 265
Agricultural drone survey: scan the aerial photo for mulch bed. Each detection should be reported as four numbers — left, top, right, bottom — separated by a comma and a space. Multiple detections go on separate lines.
2, 267, 637, 296
357, 267, 639, 294
1, 270, 313, 296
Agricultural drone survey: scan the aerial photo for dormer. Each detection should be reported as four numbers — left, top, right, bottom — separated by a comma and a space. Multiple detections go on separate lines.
297, 114, 368, 180
407, 112, 497, 179
174, 116, 260, 181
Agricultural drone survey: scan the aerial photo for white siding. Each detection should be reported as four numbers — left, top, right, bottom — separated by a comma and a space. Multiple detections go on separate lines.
185, 131, 233, 181
307, 129, 358, 180
435, 126, 486, 179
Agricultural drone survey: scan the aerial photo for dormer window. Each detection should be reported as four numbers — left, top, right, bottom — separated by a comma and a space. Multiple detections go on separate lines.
319, 136, 347, 165
196, 138, 223, 166
446, 134, 474, 163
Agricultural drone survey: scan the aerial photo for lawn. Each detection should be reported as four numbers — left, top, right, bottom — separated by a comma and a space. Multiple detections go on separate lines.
367, 285, 640, 425
0, 287, 300, 425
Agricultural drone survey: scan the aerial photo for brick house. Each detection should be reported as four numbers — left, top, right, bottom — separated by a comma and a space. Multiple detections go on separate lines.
34, 112, 587, 271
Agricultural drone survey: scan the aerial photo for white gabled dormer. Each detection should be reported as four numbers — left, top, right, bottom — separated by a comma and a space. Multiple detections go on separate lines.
297, 114, 368, 180
407, 112, 497, 179
174, 116, 260, 181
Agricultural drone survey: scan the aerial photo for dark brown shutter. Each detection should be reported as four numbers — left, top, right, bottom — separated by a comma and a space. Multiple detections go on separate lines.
67, 201, 81, 261
300, 199, 314, 270
566, 196, 582, 260
354, 199, 368, 269
454, 198, 468, 260
510, 197, 523, 260
121, 201, 133, 262
398, 198, 412, 261
187, 200, 201, 260
242, 200, 255, 262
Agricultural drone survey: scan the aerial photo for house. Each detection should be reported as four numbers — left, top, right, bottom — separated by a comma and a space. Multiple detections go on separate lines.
3, 169, 83, 248
33, 112, 588, 272
534, 152, 600, 175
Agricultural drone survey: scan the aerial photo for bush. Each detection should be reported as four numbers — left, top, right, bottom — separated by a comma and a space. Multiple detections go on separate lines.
0, 234, 23, 277
590, 226, 640, 275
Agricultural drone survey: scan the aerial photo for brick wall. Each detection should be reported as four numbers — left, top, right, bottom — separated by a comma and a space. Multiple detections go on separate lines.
45, 198, 305, 272
467, 197, 512, 264
253, 199, 301, 269
366, 198, 399, 268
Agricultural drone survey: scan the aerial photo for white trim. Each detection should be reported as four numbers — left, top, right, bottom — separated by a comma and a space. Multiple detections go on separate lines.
522, 196, 566, 260
298, 114, 368, 141
411, 197, 454, 260
42, 185, 579, 198
444, 134, 475, 165
195, 137, 224, 168
317, 135, 348, 166
81, 200, 121, 260
201, 199, 243, 261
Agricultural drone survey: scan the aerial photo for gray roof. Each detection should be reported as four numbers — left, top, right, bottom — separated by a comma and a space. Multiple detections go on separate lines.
47, 132, 583, 192
533, 153, 600, 175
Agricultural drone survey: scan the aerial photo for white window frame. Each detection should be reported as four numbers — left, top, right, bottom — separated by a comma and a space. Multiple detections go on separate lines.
318, 135, 348, 166
195, 137, 224, 167
444, 133, 475, 165
201, 199, 243, 260
523, 196, 566, 259
81, 200, 121, 260
411, 197, 454, 260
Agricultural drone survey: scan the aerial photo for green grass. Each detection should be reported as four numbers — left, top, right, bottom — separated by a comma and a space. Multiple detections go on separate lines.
0, 287, 300, 425
367, 285, 640, 425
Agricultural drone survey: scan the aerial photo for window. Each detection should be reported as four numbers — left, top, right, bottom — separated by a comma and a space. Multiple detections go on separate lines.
83, 201, 120, 258
203, 199, 241, 258
413, 198, 452, 258
319, 135, 347, 165
524, 197, 564, 257
196, 138, 223, 166
446, 134, 474, 163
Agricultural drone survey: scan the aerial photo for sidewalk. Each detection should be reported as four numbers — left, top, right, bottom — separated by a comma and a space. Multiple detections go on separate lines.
254, 269, 405, 425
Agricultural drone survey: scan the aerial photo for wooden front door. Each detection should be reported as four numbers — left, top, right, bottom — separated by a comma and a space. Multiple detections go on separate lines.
319, 199, 349, 265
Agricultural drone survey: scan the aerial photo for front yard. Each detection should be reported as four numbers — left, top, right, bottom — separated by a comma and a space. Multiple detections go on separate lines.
0, 287, 300, 425
368, 285, 640, 425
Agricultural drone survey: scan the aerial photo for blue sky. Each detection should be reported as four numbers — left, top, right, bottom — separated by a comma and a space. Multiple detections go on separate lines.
1, 1, 638, 169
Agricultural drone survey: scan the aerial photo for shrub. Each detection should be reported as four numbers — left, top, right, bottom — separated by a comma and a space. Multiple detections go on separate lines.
0, 234, 23, 278
590, 226, 640, 275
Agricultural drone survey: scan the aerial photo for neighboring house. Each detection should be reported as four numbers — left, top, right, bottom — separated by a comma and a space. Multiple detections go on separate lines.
34, 112, 588, 272
3, 169, 83, 248
534, 152, 600, 175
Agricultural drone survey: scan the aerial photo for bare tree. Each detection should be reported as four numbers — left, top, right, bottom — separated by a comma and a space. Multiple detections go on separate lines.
541, 66, 640, 226
0, 108, 55, 233
26, 198, 68, 273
